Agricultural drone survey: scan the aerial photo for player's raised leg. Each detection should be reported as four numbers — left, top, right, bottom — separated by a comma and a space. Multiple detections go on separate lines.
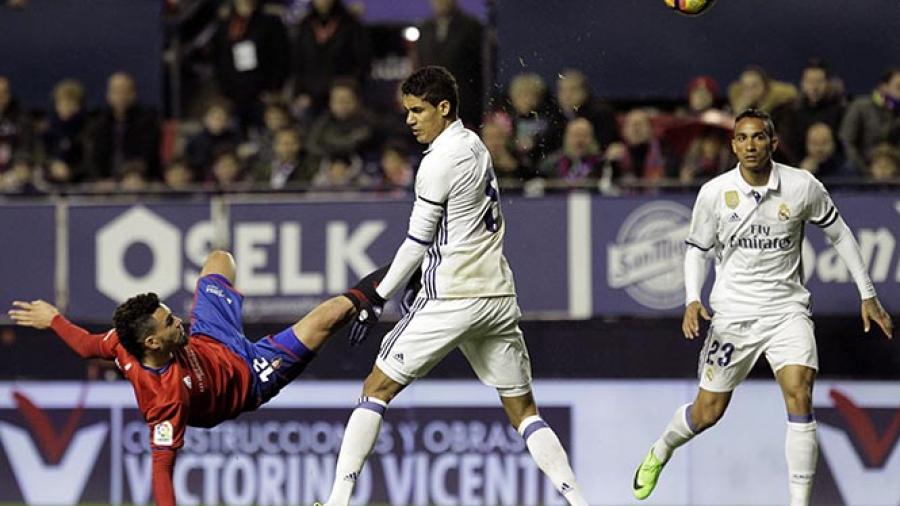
502, 392, 589, 506
776, 364, 818, 506
322, 366, 406, 506
634, 388, 731, 500
200, 249, 237, 283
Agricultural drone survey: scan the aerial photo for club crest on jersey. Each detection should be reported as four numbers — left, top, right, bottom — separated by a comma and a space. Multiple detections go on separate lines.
725, 190, 739, 209
778, 203, 791, 221
153, 421, 174, 446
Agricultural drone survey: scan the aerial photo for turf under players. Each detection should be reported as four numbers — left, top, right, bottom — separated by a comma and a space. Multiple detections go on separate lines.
8, 250, 389, 506
318, 66, 589, 506
632, 109, 893, 505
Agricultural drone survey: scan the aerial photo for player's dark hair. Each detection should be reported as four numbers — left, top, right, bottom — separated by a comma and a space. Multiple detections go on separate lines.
734, 108, 776, 139
113, 292, 160, 361
401, 66, 459, 118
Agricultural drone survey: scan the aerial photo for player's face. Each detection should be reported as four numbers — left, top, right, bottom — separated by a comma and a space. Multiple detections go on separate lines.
402, 94, 451, 144
148, 304, 187, 352
731, 117, 777, 173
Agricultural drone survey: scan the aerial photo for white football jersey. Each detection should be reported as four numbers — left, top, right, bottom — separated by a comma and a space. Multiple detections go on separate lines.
412, 120, 516, 298
686, 163, 838, 318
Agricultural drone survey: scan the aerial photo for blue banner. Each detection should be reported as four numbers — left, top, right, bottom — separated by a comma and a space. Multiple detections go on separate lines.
1, 192, 896, 323
0, 203, 55, 313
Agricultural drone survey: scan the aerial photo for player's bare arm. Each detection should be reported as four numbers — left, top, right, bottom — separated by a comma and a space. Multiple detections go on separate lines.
861, 297, 893, 339
682, 300, 710, 339
8, 299, 60, 329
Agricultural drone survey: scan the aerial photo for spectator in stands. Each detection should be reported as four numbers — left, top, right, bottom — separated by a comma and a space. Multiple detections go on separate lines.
481, 115, 531, 186
41, 79, 88, 185
0, 76, 33, 177
868, 143, 899, 182
839, 67, 900, 173
678, 126, 734, 184
728, 65, 797, 114
251, 127, 311, 189
799, 122, 854, 180
0, 155, 40, 194
311, 152, 368, 189
554, 69, 619, 149
292, 0, 369, 115
605, 108, 668, 183
210, 149, 247, 190
87, 72, 161, 182
500, 72, 564, 168
416, 0, 484, 127
212, 0, 289, 129
376, 141, 414, 195
680, 75, 732, 125
246, 101, 294, 167
185, 101, 241, 179
539, 118, 604, 184
306, 78, 375, 162
163, 157, 194, 190
119, 159, 152, 192
774, 59, 846, 165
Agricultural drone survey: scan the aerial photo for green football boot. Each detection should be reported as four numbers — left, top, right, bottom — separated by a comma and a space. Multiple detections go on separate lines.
633, 448, 666, 500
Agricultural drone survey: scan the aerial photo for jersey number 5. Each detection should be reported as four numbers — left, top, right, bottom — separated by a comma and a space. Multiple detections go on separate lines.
483, 170, 503, 233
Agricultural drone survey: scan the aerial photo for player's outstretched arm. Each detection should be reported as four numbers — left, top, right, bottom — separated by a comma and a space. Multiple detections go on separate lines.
682, 300, 711, 340
8, 300, 59, 329
861, 297, 893, 339
8, 299, 116, 359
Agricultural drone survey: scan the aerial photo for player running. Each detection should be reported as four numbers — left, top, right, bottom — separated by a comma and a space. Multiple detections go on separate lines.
318, 66, 589, 506
8, 250, 391, 506
631, 109, 893, 505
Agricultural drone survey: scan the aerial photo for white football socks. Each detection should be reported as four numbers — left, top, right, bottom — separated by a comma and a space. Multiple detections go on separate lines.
786, 419, 817, 506
324, 397, 387, 506
518, 415, 588, 506
652, 403, 697, 462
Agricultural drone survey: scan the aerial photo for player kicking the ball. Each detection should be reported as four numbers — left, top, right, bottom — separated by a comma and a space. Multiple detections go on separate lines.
318, 66, 589, 506
8, 250, 391, 506
632, 109, 893, 505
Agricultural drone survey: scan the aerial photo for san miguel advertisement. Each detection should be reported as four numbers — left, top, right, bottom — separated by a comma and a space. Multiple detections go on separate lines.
1, 380, 898, 505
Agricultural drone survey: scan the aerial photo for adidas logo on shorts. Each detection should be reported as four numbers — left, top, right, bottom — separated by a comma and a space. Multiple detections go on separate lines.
344, 471, 359, 482
393, 352, 404, 364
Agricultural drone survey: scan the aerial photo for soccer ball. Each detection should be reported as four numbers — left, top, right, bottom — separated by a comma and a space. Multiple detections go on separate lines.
664, 0, 716, 15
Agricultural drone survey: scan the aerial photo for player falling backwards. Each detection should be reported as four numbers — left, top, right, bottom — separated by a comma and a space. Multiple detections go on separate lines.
318, 66, 589, 506
8, 250, 394, 506
632, 109, 893, 505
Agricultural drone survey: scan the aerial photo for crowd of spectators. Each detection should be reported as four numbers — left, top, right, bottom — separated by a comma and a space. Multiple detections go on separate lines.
0, 0, 897, 196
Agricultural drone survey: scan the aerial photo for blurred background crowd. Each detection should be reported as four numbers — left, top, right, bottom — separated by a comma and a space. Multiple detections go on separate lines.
0, 0, 897, 196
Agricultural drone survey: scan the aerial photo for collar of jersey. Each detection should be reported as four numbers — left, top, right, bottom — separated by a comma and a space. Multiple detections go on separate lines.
424, 119, 464, 154
733, 162, 781, 196
140, 360, 173, 375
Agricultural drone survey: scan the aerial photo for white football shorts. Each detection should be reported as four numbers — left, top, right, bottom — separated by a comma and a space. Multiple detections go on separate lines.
698, 312, 817, 392
375, 296, 533, 396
